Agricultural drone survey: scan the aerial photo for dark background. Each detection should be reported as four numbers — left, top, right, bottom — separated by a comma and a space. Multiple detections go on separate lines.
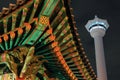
0, 0, 120, 80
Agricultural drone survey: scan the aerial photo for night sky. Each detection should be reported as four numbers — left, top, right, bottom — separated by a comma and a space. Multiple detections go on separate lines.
0, 0, 120, 80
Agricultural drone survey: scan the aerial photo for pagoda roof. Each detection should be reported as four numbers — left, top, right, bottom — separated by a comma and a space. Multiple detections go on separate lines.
0, 0, 96, 80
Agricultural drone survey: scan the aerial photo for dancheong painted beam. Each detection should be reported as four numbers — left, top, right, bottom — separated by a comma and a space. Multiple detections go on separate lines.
0, 0, 96, 80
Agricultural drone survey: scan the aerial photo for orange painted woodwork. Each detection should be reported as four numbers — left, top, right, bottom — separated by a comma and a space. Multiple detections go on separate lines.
18, 28, 23, 35
24, 23, 31, 31
10, 31, 15, 39
3, 34, 9, 41
0, 38, 2, 43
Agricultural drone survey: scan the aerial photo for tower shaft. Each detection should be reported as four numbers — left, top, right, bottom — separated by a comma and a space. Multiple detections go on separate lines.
94, 36, 107, 80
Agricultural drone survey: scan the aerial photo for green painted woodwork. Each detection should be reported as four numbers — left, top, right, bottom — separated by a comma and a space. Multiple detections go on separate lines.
41, 0, 59, 16
21, 25, 44, 45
